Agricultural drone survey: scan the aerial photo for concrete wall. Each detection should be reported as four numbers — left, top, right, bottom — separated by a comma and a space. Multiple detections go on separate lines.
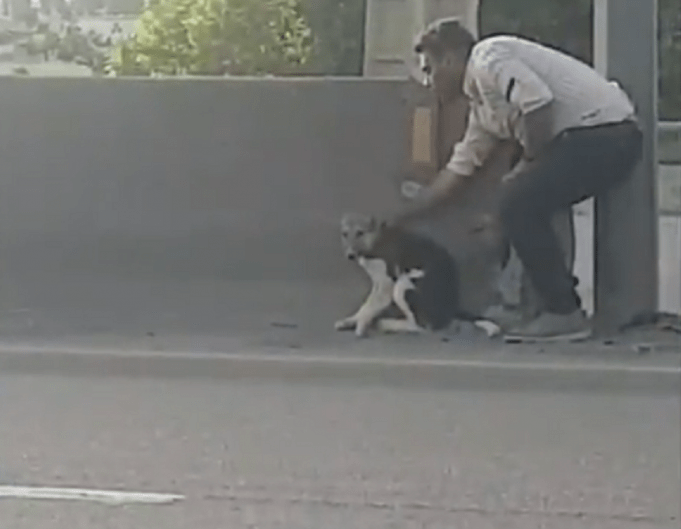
0, 78, 408, 281
1, 77, 675, 343
0, 77, 510, 341
0, 78, 413, 338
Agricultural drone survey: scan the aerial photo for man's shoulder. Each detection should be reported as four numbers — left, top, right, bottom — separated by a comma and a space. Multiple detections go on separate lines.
471, 35, 564, 65
469, 35, 521, 70
471, 35, 523, 55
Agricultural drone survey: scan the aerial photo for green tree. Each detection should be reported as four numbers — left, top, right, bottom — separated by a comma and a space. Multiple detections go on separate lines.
111, 0, 313, 76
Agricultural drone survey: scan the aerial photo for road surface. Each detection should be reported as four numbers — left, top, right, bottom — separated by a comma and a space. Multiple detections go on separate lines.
1, 361, 679, 528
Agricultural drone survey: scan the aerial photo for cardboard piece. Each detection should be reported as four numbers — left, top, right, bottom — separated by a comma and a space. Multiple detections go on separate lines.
411, 106, 433, 165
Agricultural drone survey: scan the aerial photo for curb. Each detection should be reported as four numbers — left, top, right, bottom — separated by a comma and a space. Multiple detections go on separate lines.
1, 345, 679, 394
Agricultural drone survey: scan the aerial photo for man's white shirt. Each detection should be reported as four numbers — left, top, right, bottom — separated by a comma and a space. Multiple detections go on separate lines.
447, 36, 636, 176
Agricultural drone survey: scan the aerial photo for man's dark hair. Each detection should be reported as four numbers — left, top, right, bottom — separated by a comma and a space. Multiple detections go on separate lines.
414, 18, 476, 59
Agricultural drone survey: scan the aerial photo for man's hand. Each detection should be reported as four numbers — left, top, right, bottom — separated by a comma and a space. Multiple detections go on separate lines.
502, 157, 533, 184
385, 168, 469, 226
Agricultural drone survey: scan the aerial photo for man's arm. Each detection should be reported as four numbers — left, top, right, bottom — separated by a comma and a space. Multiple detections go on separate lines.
390, 168, 468, 225
389, 108, 498, 226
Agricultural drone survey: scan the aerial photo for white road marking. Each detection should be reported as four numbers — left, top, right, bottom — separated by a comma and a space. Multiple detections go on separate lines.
0, 486, 184, 505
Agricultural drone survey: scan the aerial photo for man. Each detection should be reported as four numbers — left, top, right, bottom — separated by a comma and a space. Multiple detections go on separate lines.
387, 18, 643, 342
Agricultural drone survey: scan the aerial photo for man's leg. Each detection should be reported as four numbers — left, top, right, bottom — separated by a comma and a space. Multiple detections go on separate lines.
499, 121, 642, 341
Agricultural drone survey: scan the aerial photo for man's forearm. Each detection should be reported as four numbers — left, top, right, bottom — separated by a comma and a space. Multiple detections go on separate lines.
391, 169, 469, 225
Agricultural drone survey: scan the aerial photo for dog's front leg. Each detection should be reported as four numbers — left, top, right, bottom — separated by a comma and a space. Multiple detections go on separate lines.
334, 315, 359, 331
376, 318, 422, 333
335, 280, 378, 331
334, 282, 378, 331
376, 271, 423, 334
336, 277, 394, 335
335, 258, 394, 336
353, 276, 393, 337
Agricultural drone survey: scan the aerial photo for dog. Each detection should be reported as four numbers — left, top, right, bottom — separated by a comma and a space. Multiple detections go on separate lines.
335, 212, 501, 338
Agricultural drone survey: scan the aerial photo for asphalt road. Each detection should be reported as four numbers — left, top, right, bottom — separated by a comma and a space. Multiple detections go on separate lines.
1, 369, 679, 528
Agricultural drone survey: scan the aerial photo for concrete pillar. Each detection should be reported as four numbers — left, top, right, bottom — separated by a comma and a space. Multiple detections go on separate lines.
593, 0, 659, 332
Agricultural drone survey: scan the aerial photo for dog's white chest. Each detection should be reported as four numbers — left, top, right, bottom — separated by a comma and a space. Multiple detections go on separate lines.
357, 257, 391, 283
358, 257, 423, 282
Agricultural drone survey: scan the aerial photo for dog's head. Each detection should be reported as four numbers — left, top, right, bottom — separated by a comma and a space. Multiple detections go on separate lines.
340, 212, 386, 261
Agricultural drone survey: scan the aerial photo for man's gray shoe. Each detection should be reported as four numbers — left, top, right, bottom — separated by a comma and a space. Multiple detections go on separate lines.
504, 310, 592, 343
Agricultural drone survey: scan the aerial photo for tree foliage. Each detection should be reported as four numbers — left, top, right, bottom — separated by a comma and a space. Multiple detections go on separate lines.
299, 0, 366, 75
111, 0, 313, 76
109, 0, 679, 118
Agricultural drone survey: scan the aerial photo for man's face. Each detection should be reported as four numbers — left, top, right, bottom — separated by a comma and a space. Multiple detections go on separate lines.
420, 48, 466, 104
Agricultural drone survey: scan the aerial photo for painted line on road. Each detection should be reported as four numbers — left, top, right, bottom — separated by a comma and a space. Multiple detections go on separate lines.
0, 343, 678, 375
0, 485, 184, 505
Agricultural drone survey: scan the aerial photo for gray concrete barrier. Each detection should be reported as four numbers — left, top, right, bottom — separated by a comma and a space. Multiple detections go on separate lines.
0, 77, 675, 344
0, 77, 417, 339
0, 77, 517, 341
0, 78, 417, 280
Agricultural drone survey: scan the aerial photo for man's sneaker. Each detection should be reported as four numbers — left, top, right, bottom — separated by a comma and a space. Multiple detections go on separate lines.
504, 310, 592, 343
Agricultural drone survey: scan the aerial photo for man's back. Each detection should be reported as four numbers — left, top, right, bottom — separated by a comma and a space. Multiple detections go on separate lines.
469, 35, 636, 132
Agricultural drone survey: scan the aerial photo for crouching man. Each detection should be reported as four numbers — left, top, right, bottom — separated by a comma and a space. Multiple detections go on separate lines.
385, 18, 643, 342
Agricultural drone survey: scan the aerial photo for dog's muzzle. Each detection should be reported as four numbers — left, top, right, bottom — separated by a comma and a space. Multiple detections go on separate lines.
345, 250, 358, 261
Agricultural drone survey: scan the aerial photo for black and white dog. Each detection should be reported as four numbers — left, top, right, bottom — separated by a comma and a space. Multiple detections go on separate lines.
335, 212, 500, 338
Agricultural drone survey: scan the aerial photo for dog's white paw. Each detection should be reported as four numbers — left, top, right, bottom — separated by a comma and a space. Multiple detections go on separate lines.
473, 319, 503, 338
334, 317, 356, 331
355, 319, 372, 338
376, 318, 422, 334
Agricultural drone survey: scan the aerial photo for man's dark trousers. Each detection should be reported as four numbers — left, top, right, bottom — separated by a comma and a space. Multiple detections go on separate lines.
499, 120, 643, 315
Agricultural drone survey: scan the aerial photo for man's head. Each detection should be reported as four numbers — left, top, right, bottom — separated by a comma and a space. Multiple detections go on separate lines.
414, 18, 476, 103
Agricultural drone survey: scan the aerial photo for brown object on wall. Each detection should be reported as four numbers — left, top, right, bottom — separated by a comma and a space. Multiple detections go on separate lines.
403, 77, 441, 182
